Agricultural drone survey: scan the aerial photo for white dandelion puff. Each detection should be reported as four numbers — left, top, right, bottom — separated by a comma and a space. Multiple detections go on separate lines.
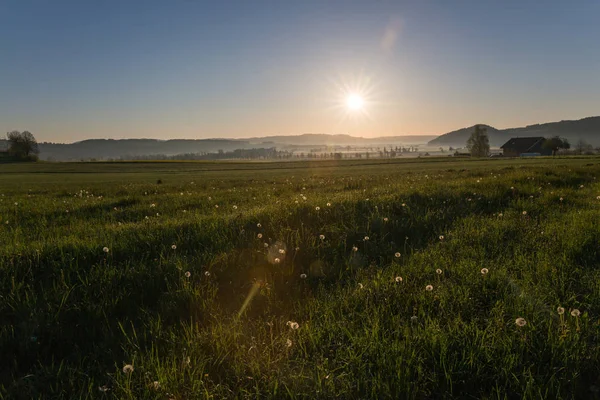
425, 285, 433, 291
436, 269, 443, 275
557, 306, 565, 315
185, 271, 191, 278
171, 244, 177, 250
102, 247, 109, 253
122, 364, 134, 374
515, 317, 527, 327
571, 309, 581, 317
300, 273, 307, 279
319, 234, 325, 240
287, 321, 299, 330
395, 276, 403, 283
480, 268, 489, 275
394, 252, 401, 258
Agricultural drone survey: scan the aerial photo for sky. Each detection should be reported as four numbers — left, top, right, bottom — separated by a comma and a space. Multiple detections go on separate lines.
1, 0, 600, 143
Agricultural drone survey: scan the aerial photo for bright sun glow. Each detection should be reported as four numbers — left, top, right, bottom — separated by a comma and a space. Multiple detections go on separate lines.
346, 94, 364, 111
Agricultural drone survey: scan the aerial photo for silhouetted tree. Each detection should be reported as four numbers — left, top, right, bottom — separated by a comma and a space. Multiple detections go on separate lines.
542, 136, 571, 156
7, 130, 39, 161
466, 125, 490, 157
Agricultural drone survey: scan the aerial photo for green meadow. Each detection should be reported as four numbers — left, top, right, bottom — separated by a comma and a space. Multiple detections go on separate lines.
1, 157, 600, 399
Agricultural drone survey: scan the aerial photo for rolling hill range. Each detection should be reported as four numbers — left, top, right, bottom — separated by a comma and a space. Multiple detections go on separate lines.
6, 134, 436, 161
428, 116, 600, 147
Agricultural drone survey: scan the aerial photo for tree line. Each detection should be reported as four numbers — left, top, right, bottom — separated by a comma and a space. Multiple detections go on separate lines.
465, 125, 587, 157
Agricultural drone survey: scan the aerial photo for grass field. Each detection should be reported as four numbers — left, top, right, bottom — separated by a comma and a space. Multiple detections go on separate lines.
1, 157, 600, 399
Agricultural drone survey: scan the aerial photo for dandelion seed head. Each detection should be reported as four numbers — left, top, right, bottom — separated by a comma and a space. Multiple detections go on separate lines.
171, 244, 177, 250
102, 247, 109, 253
395, 252, 401, 258
300, 273, 307, 279
515, 317, 527, 327
122, 364, 134, 374
315, 206, 320, 211
557, 306, 565, 315
425, 285, 433, 291
185, 271, 191, 278
352, 246, 358, 252
274, 257, 281, 264
480, 268, 489, 275
319, 234, 325, 240
364, 236, 370, 241
286, 339, 293, 347
287, 321, 299, 330
204, 271, 211, 277
439, 235, 445, 240
395, 276, 403, 283
436, 269, 443, 275
571, 309, 581, 317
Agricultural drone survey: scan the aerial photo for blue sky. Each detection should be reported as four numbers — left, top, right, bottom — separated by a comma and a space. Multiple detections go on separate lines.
1, 0, 599, 143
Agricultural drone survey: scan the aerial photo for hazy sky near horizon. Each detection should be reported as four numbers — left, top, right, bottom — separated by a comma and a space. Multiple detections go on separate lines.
2, 0, 600, 143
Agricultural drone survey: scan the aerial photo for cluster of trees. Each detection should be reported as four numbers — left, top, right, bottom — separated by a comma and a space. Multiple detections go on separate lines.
2, 131, 39, 161
465, 126, 590, 157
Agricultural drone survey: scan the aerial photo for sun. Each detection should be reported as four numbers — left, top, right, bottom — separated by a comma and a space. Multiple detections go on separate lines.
346, 94, 364, 111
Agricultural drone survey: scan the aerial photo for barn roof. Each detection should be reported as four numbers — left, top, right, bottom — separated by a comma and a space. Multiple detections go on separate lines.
500, 137, 545, 152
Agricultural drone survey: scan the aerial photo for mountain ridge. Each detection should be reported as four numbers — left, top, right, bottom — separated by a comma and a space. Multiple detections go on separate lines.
428, 116, 600, 147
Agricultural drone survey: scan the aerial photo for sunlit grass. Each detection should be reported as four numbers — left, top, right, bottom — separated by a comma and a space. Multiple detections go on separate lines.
1, 158, 600, 398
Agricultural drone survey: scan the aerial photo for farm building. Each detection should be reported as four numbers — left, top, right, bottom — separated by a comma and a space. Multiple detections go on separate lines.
500, 137, 551, 157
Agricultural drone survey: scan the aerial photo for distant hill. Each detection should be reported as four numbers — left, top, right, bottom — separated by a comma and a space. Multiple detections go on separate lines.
31, 135, 435, 161
428, 116, 600, 147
